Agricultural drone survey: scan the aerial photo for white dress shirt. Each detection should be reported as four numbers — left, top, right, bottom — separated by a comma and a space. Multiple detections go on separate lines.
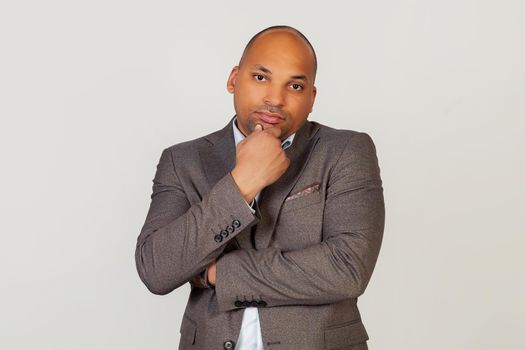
231, 117, 294, 350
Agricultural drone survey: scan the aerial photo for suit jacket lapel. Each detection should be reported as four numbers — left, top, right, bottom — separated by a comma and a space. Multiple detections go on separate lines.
254, 120, 321, 249
200, 116, 252, 249
200, 116, 236, 193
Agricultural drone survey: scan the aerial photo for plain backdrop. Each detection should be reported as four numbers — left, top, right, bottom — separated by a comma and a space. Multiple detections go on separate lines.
1, 1, 523, 349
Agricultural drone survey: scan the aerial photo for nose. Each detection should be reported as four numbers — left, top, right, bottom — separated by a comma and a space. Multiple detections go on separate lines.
263, 84, 285, 107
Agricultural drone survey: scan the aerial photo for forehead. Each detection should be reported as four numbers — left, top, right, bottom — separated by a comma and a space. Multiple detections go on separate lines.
242, 31, 315, 78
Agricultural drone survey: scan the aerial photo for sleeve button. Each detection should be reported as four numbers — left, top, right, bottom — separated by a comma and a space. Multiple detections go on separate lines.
214, 234, 223, 243
232, 219, 241, 228
224, 340, 235, 350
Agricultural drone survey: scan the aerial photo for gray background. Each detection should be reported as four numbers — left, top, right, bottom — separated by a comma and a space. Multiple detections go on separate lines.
1, 0, 523, 349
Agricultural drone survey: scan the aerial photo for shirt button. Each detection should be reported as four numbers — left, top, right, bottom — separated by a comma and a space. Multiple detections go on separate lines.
224, 340, 235, 350
232, 219, 241, 228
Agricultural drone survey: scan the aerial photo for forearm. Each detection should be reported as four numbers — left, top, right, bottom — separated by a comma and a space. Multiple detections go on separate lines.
135, 166, 258, 295
215, 204, 384, 312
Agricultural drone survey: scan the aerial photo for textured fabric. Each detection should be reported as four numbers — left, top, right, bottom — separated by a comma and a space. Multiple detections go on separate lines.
135, 115, 384, 349
232, 118, 295, 350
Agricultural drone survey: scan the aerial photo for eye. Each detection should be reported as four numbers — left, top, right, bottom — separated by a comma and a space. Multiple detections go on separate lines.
253, 74, 266, 81
291, 83, 303, 91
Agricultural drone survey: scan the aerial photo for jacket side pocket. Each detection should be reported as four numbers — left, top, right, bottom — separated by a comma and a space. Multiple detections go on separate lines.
324, 319, 369, 349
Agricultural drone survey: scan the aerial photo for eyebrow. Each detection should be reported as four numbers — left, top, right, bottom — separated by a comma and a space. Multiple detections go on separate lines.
253, 64, 308, 82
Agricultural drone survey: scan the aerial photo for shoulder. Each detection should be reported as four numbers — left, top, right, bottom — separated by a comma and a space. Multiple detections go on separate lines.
161, 126, 225, 159
308, 121, 381, 182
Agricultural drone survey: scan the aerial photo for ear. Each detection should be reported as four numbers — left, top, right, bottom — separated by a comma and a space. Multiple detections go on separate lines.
309, 85, 317, 112
226, 66, 239, 94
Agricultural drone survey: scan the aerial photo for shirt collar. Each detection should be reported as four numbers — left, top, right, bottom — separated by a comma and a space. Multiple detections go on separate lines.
232, 117, 295, 150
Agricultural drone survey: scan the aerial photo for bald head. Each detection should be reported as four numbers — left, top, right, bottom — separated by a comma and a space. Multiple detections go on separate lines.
238, 25, 317, 83
227, 25, 318, 140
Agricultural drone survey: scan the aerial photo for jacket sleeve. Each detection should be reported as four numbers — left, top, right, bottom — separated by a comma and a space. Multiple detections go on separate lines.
214, 132, 385, 312
135, 147, 259, 295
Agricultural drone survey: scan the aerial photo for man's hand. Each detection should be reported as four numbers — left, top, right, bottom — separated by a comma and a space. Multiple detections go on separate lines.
231, 124, 290, 203
207, 259, 216, 286
190, 259, 217, 288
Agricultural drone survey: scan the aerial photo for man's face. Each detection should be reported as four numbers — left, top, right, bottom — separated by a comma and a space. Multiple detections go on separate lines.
227, 31, 317, 140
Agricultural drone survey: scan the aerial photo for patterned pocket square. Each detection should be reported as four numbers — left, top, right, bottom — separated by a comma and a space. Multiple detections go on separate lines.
285, 183, 320, 202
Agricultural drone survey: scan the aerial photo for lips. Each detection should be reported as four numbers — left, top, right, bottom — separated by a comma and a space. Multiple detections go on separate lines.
255, 111, 283, 124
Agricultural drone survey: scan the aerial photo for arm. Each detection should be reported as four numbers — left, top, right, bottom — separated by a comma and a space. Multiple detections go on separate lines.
190, 197, 254, 289
214, 133, 385, 312
189, 196, 255, 289
135, 148, 259, 295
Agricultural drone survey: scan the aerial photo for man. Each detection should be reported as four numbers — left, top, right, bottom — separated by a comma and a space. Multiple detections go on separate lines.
135, 25, 384, 350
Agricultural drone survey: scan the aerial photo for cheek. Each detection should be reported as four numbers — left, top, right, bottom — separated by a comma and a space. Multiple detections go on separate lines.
288, 100, 311, 121
236, 90, 259, 111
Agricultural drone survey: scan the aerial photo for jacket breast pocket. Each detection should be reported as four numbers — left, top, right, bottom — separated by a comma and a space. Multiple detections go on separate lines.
275, 191, 323, 250
179, 314, 197, 348
281, 189, 322, 213
324, 319, 369, 349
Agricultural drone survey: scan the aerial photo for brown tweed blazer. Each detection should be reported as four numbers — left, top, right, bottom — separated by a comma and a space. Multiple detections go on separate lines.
135, 116, 385, 350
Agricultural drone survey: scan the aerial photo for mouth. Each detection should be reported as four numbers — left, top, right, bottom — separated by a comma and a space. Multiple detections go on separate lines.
255, 111, 283, 125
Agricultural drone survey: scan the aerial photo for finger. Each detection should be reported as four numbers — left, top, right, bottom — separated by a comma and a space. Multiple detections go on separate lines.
263, 126, 282, 139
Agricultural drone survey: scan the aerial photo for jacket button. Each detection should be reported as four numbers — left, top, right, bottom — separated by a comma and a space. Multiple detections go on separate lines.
232, 219, 241, 228
220, 229, 229, 238
223, 340, 235, 350
234, 300, 243, 308
214, 234, 223, 243
226, 225, 234, 233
